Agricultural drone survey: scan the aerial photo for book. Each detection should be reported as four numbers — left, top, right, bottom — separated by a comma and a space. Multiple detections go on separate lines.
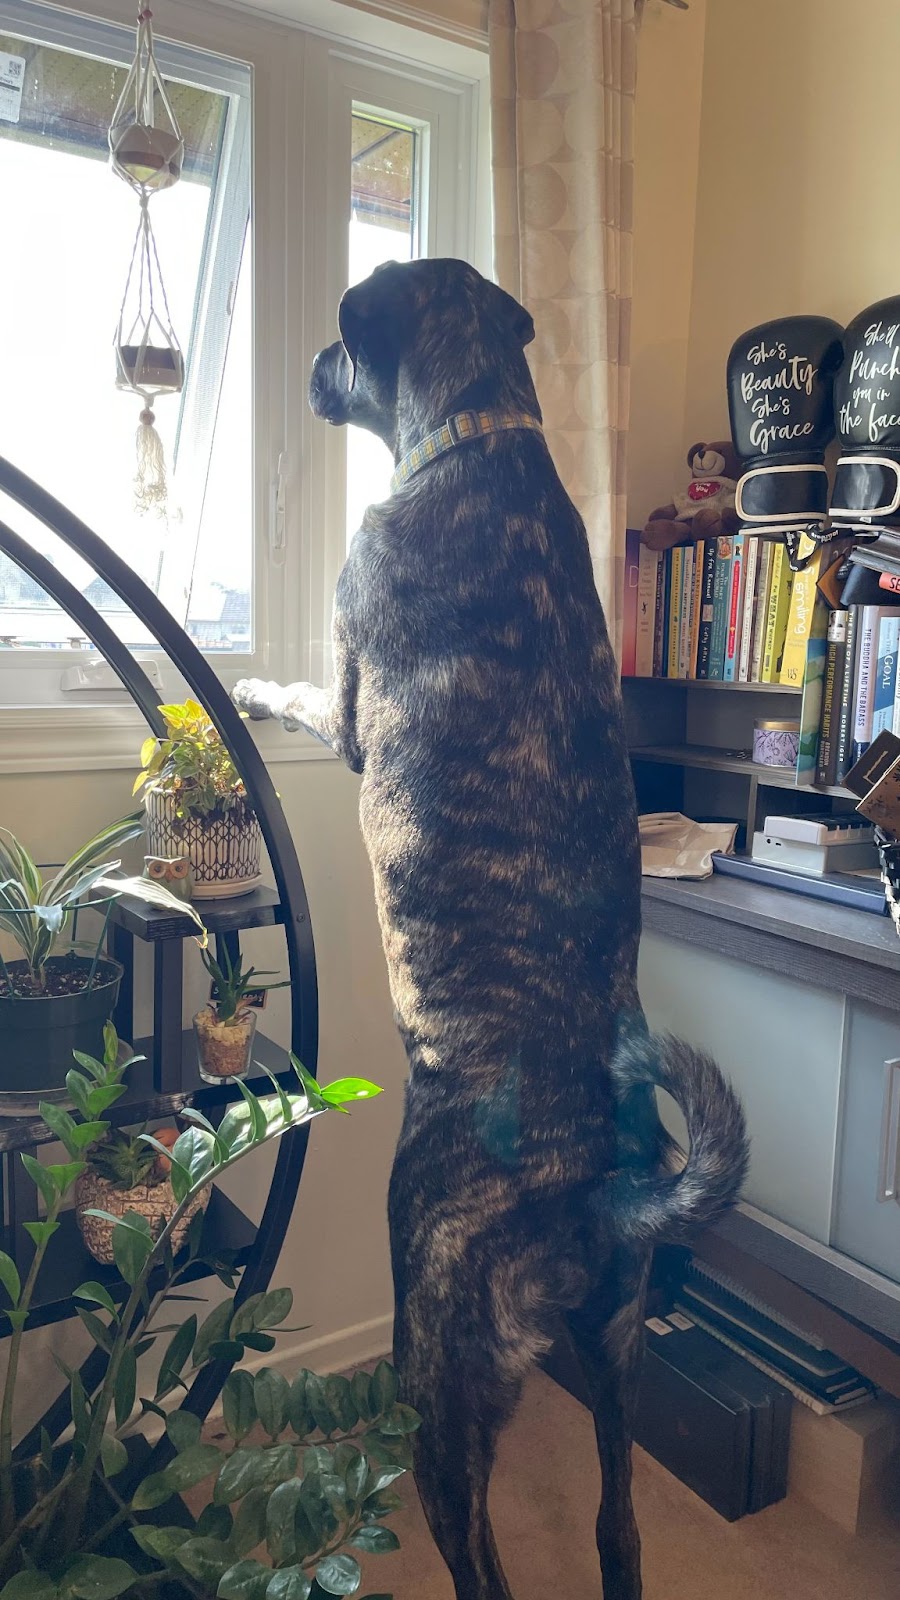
872, 613, 900, 737
675, 547, 688, 678
737, 537, 760, 682
687, 540, 704, 678
695, 541, 718, 680
678, 1304, 876, 1416
652, 551, 667, 676
667, 548, 683, 679
795, 595, 829, 785
621, 529, 641, 677
707, 536, 734, 682
816, 609, 849, 787
835, 605, 860, 782
635, 545, 660, 677
761, 546, 794, 682
749, 542, 774, 683
780, 546, 824, 687
723, 532, 746, 683
879, 571, 900, 597
851, 604, 889, 765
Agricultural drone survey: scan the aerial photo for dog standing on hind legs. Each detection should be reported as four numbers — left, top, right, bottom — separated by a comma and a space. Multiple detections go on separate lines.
234, 257, 748, 1600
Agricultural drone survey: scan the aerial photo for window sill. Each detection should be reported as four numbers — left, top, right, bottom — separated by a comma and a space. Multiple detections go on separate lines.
0, 705, 336, 775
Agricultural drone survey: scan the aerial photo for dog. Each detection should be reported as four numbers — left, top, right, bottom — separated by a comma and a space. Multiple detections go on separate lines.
233, 257, 748, 1600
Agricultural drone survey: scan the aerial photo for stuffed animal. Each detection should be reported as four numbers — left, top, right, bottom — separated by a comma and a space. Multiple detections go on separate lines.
643, 441, 741, 551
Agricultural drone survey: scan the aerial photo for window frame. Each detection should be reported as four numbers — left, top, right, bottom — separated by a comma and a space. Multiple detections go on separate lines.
0, 0, 488, 763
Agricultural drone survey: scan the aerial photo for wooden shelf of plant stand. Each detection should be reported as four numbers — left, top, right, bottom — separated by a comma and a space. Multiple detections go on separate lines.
0, 1189, 256, 1335
97, 886, 288, 1096
0, 1031, 295, 1156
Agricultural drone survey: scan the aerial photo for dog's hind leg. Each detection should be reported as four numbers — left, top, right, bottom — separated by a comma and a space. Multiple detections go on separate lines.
563, 1251, 651, 1600
393, 1270, 521, 1600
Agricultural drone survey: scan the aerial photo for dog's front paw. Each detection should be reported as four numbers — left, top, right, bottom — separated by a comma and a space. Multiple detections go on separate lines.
232, 678, 285, 722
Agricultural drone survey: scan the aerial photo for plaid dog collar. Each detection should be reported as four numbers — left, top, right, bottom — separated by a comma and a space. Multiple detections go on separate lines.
390, 408, 543, 493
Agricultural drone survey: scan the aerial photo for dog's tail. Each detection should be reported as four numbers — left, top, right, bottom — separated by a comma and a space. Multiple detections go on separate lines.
608, 1032, 749, 1246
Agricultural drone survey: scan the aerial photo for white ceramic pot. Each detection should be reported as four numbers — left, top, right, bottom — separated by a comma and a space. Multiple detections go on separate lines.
145, 789, 262, 900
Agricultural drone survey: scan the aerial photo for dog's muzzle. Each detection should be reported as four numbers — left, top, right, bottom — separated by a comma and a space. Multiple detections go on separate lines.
308, 341, 353, 424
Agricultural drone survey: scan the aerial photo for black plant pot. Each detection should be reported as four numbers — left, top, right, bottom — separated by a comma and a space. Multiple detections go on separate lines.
0, 956, 123, 1108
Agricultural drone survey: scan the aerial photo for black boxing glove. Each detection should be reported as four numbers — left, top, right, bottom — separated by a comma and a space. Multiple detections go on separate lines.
728, 316, 844, 552
831, 298, 900, 538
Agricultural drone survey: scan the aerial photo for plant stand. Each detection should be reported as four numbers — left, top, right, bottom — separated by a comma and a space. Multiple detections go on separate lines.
0, 452, 319, 1473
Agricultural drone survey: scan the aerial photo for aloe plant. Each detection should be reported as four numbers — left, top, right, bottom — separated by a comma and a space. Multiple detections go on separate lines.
0, 811, 205, 994
200, 942, 290, 1024
0, 1042, 407, 1600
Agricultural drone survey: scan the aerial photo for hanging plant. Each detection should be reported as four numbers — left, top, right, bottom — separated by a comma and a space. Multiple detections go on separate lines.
109, 8, 185, 514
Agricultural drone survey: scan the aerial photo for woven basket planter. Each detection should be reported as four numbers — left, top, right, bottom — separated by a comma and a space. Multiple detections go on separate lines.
145, 789, 262, 900
74, 1168, 210, 1266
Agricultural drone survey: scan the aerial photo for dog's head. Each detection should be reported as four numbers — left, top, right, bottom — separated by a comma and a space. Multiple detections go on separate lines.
308, 258, 537, 454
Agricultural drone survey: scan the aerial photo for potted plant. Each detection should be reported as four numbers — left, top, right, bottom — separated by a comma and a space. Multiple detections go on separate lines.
0, 1052, 414, 1600
73, 1026, 209, 1264
134, 699, 263, 899
0, 813, 205, 1111
194, 943, 291, 1084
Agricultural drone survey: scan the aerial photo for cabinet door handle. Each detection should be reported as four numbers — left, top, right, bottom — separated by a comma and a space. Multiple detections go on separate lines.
877, 1059, 900, 1205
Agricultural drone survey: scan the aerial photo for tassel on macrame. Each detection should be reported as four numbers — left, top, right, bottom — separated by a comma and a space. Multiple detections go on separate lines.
109, 8, 184, 515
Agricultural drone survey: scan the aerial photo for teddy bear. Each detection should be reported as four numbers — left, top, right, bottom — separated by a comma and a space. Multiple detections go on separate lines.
642, 440, 742, 551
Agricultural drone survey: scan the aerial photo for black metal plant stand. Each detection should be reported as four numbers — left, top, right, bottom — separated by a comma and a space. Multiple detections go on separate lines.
0, 455, 319, 1461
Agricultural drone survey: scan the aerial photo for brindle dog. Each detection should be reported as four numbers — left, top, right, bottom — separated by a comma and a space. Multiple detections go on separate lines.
233, 258, 748, 1600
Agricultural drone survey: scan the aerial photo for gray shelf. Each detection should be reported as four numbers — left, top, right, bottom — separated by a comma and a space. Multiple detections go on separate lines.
623, 676, 801, 695
629, 743, 854, 797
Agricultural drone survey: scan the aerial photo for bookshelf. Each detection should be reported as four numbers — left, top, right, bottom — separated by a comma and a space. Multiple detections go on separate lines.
622, 676, 857, 846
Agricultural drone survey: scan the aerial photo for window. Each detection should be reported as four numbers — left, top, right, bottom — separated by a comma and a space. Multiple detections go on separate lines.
0, 0, 487, 727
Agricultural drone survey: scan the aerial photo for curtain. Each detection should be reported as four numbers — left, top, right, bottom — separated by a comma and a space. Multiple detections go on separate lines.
489, 0, 641, 657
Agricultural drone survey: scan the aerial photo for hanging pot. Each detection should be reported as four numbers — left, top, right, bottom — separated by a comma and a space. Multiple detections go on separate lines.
0, 957, 123, 1113
144, 789, 262, 899
115, 342, 184, 394
109, 123, 183, 192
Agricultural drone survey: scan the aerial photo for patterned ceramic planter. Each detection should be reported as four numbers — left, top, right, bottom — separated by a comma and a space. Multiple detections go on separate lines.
74, 1168, 210, 1265
144, 789, 262, 899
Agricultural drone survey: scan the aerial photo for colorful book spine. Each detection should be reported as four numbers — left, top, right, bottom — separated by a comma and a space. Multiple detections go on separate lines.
687, 541, 705, 678
749, 542, 774, 683
851, 605, 888, 764
667, 548, 683, 678
795, 596, 829, 786
872, 614, 900, 736
761, 547, 794, 683
635, 545, 660, 677
707, 537, 734, 681
835, 605, 860, 782
816, 609, 848, 788
780, 547, 824, 688
695, 541, 718, 680
621, 529, 641, 677
737, 537, 759, 682
653, 552, 668, 676
723, 533, 746, 683
678, 544, 695, 678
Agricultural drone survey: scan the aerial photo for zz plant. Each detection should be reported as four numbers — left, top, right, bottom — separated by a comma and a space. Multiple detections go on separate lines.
0, 1048, 414, 1600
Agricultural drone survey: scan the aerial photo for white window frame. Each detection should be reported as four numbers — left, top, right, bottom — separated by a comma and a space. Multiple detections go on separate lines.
0, 0, 490, 770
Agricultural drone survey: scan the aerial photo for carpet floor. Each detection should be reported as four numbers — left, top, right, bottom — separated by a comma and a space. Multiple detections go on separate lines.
353, 1370, 900, 1599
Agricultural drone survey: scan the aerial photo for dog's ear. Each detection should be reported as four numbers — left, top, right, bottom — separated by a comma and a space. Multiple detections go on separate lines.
338, 265, 410, 391
489, 283, 535, 349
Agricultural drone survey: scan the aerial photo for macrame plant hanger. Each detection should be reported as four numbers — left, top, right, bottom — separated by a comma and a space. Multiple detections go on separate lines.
109, 7, 185, 513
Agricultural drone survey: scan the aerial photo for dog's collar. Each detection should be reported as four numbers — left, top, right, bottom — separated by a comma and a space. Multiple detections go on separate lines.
390, 408, 543, 493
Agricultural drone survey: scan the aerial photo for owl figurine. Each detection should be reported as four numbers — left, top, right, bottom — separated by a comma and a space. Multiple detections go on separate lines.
143, 854, 195, 902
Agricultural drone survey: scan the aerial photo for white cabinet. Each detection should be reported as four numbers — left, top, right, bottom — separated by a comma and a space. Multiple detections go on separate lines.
833, 1001, 900, 1288
638, 931, 845, 1244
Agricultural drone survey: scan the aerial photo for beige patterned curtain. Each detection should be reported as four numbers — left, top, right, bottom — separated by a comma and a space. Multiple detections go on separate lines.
489, 0, 641, 658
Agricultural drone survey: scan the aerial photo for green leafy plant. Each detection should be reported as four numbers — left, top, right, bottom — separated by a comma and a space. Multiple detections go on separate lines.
201, 944, 291, 1025
0, 1043, 406, 1600
69, 1023, 160, 1190
134, 700, 251, 821
0, 813, 205, 996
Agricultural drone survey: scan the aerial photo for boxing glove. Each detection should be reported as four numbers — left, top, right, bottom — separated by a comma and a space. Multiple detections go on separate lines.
831, 297, 900, 538
727, 316, 844, 556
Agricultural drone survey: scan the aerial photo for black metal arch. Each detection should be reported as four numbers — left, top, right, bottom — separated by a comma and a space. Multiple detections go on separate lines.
0, 455, 319, 1444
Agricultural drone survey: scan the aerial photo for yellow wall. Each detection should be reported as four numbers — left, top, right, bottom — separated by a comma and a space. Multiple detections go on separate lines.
683, 0, 900, 447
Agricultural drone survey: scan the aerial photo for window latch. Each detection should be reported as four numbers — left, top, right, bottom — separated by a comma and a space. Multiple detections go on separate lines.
270, 451, 287, 562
